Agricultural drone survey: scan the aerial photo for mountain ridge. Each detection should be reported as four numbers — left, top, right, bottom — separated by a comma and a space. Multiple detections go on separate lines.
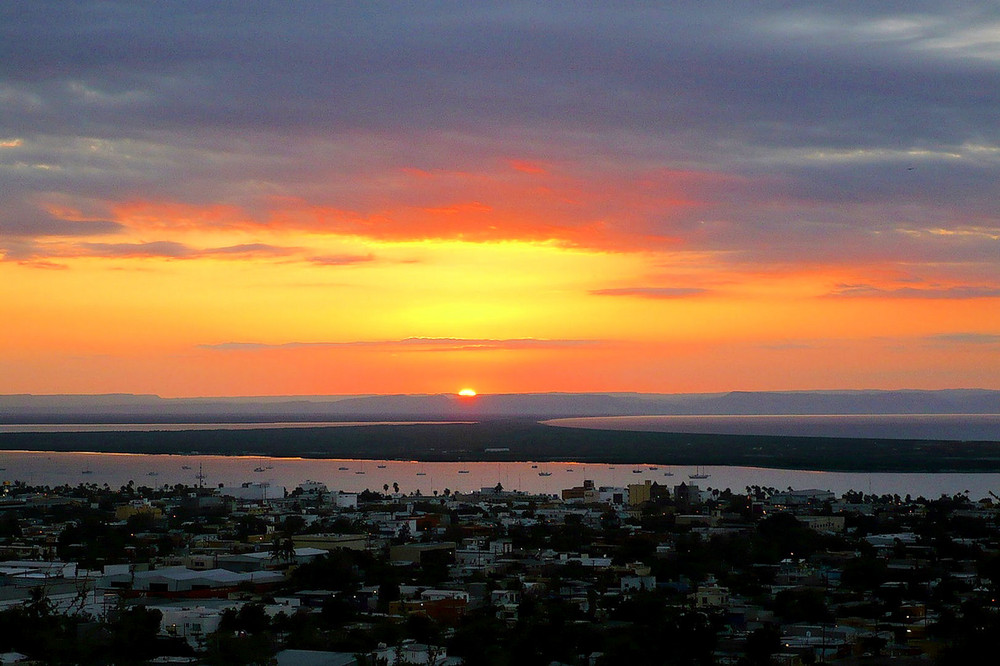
2, 389, 1000, 422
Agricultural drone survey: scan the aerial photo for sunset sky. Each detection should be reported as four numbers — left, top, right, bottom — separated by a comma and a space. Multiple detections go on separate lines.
2, 2, 999, 396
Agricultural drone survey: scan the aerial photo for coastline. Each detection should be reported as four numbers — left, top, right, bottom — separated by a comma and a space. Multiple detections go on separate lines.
2, 419, 1000, 473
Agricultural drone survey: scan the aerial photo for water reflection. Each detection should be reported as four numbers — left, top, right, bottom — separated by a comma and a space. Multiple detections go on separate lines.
0, 451, 998, 500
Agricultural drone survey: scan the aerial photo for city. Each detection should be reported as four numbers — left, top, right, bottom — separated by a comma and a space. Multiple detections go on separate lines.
1, 473, 996, 665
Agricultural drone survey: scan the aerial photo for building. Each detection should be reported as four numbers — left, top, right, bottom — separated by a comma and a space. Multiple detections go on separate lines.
389, 542, 457, 565
798, 515, 846, 532
628, 480, 652, 506
768, 489, 836, 507
99, 566, 283, 598
218, 483, 287, 502
562, 480, 596, 501
292, 533, 372, 552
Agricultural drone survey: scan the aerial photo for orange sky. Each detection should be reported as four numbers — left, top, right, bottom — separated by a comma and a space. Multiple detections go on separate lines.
3, 176, 998, 396
2, 4, 999, 396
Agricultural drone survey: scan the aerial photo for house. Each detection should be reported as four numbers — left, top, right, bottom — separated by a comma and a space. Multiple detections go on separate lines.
694, 578, 731, 608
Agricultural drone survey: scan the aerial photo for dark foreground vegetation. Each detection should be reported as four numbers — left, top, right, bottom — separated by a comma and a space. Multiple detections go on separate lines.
2, 420, 1000, 471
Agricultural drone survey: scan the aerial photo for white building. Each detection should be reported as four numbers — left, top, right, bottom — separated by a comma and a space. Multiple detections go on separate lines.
219, 483, 287, 502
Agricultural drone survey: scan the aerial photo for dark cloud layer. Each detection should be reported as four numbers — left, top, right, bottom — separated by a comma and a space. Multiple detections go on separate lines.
1, 1, 998, 274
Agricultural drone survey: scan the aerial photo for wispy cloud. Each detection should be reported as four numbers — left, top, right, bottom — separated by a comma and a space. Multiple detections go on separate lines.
590, 287, 708, 299
827, 284, 1000, 299
200, 337, 604, 352
2, 239, 375, 266
926, 333, 1000, 345
306, 253, 375, 266
77, 241, 193, 259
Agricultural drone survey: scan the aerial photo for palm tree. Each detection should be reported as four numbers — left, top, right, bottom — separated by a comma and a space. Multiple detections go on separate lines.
383, 483, 390, 495
282, 537, 295, 563
392, 482, 399, 494
270, 536, 296, 564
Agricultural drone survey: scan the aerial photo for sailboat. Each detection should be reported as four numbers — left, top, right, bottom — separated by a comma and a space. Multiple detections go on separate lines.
688, 466, 710, 480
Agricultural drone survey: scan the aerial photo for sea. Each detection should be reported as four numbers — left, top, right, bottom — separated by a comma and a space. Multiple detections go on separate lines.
543, 413, 1000, 441
0, 414, 999, 500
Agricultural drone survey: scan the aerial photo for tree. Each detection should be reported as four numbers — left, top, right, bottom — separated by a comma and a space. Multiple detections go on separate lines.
744, 624, 781, 666
110, 606, 167, 663
270, 536, 296, 564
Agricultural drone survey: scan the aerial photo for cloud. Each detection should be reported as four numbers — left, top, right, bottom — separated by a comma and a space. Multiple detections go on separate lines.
306, 253, 375, 266
1, 238, 373, 265
76, 241, 193, 259
205, 243, 299, 257
827, 284, 1000, 299
926, 333, 1000, 345
1, 2, 998, 273
590, 287, 708, 299
0, 210, 123, 238
200, 337, 604, 352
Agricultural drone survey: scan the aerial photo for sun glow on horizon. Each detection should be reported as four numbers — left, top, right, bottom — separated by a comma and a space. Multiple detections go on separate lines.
458, 388, 477, 397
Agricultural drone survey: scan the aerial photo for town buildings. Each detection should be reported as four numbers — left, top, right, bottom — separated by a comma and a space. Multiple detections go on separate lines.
0, 475, 996, 663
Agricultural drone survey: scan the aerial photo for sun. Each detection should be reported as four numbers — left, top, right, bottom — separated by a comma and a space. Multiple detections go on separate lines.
458, 388, 477, 397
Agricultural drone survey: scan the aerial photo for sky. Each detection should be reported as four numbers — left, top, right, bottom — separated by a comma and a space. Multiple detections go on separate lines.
2, 1, 999, 397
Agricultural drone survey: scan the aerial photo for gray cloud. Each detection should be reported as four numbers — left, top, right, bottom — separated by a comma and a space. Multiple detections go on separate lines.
77, 240, 193, 258
0, 205, 123, 237
1, 1, 998, 274
926, 333, 1000, 345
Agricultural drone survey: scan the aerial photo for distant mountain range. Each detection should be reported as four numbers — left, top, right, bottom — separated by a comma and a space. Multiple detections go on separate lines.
2, 389, 999, 422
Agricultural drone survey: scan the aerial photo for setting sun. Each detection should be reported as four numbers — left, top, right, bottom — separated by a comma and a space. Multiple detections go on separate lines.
458, 388, 477, 397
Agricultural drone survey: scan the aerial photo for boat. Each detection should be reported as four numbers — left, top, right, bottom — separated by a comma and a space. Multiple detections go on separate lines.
254, 467, 266, 473
181, 465, 192, 470
632, 469, 643, 474
355, 471, 366, 475
81, 469, 93, 475
458, 470, 470, 474
416, 472, 427, 476
377, 464, 387, 469
689, 466, 710, 479
648, 467, 658, 471
146, 471, 158, 477
338, 466, 349, 471
663, 470, 674, 477
538, 472, 552, 477
531, 465, 538, 469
